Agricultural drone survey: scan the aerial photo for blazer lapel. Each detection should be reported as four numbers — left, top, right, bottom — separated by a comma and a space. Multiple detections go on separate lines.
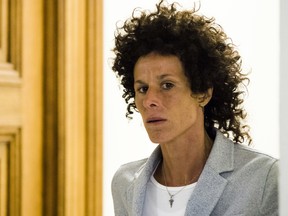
126, 146, 162, 216
185, 131, 234, 216
185, 165, 228, 216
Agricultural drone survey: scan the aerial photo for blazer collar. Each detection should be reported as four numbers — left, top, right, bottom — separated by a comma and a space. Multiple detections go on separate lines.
127, 130, 235, 216
185, 131, 235, 216
206, 130, 234, 173
126, 146, 162, 215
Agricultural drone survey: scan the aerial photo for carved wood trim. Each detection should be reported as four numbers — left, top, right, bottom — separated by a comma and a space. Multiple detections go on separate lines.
86, 0, 103, 215
0, 0, 9, 62
9, 0, 22, 72
43, 0, 60, 215
0, 0, 22, 82
0, 127, 21, 216
43, 0, 103, 215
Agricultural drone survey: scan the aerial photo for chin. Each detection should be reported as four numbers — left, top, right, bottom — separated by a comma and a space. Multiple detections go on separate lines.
148, 134, 170, 144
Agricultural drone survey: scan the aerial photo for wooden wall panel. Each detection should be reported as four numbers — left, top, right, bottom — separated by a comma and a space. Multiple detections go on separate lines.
21, 0, 43, 214
0, 86, 21, 126
42, 1, 59, 214
0, 137, 9, 216
1, 0, 43, 215
0, 0, 22, 76
86, 0, 103, 215
63, 0, 87, 214
0, 0, 22, 214
0, 128, 21, 216
0, 0, 9, 63
43, 0, 103, 215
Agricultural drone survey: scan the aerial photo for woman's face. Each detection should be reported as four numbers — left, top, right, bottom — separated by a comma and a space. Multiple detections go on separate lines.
134, 53, 205, 144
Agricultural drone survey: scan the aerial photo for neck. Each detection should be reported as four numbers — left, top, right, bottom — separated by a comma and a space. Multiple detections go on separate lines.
155, 129, 213, 186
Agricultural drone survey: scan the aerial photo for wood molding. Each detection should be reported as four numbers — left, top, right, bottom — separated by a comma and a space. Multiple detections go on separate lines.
0, 0, 10, 63
0, 0, 22, 75
43, 0, 103, 215
0, 0, 22, 86
0, 69, 21, 86
21, 0, 43, 214
9, 0, 22, 73
0, 127, 21, 216
86, 0, 103, 215
63, 0, 87, 214
0, 48, 22, 214
43, 0, 60, 215
1, 0, 43, 215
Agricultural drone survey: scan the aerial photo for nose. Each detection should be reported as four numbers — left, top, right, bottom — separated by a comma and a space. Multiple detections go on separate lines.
142, 88, 161, 109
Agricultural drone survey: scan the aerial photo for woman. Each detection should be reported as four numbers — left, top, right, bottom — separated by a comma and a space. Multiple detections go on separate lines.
111, 1, 278, 215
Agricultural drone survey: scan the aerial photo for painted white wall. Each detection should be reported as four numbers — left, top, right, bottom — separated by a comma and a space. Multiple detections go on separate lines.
103, 1, 280, 215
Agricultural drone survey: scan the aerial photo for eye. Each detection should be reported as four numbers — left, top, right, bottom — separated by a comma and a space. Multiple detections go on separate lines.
137, 86, 148, 94
162, 82, 174, 90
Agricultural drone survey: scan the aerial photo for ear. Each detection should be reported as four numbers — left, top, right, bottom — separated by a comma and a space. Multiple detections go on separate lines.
197, 88, 213, 107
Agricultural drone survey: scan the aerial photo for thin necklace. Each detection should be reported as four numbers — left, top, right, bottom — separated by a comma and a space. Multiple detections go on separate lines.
162, 164, 199, 208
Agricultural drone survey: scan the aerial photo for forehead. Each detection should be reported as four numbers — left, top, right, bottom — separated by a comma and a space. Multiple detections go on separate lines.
134, 53, 184, 77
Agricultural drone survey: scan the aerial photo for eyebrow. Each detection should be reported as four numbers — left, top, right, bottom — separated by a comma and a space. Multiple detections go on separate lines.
158, 74, 173, 80
134, 73, 174, 84
134, 80, 146, 85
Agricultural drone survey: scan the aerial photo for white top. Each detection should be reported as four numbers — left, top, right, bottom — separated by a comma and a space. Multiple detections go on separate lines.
143, 175, 197, 216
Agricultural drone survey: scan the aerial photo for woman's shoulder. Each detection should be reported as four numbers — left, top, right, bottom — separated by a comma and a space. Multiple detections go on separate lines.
213, 130, 278, 169
234, 143, 278, 164
112, 158, 148, 188
232, 143, 279, 181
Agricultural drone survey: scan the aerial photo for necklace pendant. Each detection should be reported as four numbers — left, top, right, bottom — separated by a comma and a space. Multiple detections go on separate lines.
169, 195, 174, 208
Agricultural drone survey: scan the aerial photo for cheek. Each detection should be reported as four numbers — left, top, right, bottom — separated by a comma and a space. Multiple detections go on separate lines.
134, 96, 142, 111
177, 99, 200, 121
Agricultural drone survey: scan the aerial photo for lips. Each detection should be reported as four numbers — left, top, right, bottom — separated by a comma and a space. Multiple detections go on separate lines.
146, 117, 166, 124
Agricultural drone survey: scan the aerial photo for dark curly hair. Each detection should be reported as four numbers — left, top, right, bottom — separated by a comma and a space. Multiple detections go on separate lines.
112, 0, 251, 144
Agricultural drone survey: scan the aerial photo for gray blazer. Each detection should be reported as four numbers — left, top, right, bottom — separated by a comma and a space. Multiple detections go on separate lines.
112, 131, 279, 216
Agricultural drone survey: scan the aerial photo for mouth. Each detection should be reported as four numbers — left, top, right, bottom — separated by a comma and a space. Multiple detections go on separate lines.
146, 117, 166, 124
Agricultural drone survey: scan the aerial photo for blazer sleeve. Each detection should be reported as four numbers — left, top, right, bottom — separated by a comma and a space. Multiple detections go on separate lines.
111, 169, 129, 216
260, 159, 279, 216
